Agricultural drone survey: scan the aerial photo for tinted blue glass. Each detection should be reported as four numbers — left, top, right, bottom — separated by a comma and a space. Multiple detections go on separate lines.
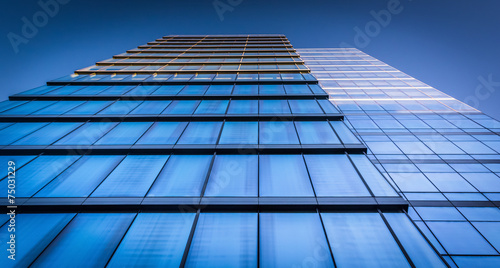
259, 155, 314, 196
0, 123, 12, 131
427, 222, 497, 254
458, 207, 500, 221
289, 100, 323, 114
0, 155, 36, 179
18, 85, 61, 95
44, 85, 86, 95
260, 213, 334, 268
0, 214, 74, 268
453, 256, 500, 268
205, 84, 234, 95
98, 85, 135, 95
295, 121, 340, 144
31, 101, 85, 115
91, 155, 168, 197
162, 100, 200, 114
129, 101, 171, 114
0, 123, 48, 145
219, 122, 258, 144
259, 84, 285, 95
148, 155, 212, 197
98, 101, 142, 114
284, 84, 312, 94
304, 155, 370, 196
95, 122, 152, 145
461, 173, 500, 192
472, 222, 500, 251
13, 122, 82, 145
329, 121, 361, 144
36, 155, 124, 197
384, 213, 447, 268
186, 213, 257, 268
31, 213, 135, 268
233, 84, 258, 95
64, 101, 112, 115
125, 85, 160, 95
350, 154, 398, 196
322, 213, 411, 268
455, 141, 496, 154
194, 100, 229, 114
136, 122, 188, 145
414, 207, 464, 221
70, 85, 110, 95
227, 100, 258, 114
0, 155, 80, 197
309, 84, 326, 94
179, 85, 209, 95
259, 121, 299, 144
0, 100, 27, 112
177, 122, 223, 144
259, 100, 290, 114
389, 173, 439, 192
205, 155, 258, 197
55, 122, 117, 145
107, 213, 195, 268
318, 100, 339, 113
425, 173, 476, 192
152, 85, 184, 95
1, 101, 56, 115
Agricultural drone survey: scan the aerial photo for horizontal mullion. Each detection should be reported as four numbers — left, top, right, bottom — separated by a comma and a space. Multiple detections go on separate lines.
74, 69, 309, 75
9, 94, 328, 101
0, 197, 407, 214
45, 80, 319, 86
0, 114, 344, 122
0, 145, 367, 155
96, 61, 305, 66
113, 55, 302, 59
127, 49, 297, 54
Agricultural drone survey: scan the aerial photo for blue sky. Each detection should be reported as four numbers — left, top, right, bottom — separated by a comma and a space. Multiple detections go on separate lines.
2, 0, 500, 119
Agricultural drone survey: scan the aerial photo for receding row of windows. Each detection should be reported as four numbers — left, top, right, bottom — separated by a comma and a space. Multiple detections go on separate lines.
143, 44, 292, 49
314, 72, 410, 79
324, 79, 420, 87
51, 72, 317, 83
0, 99, 338, 116
0, 120, 359, 146
0, 154, 392, 198
19, 83, 324, 96
333, 99, 473, 112
118, 52, 299, 57
306, 65, 396, 72
101, 57, 302, 64
305, 60, 379, 66
300, 56, 375, 61
0, 212, 445, 267
129, 47, 294, 52
80, 64, 308, 72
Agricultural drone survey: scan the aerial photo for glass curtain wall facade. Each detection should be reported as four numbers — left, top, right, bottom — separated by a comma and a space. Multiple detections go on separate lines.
298, 48, 500, 268
0, 35, 460, 267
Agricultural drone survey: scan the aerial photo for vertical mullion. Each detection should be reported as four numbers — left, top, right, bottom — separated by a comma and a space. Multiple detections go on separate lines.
378, 210, 416, 268
104, 213, 140, 267
317, 210, 337, 268
28, 213, 79, 267
179, 209, 201, 268
345, 152, 375, 198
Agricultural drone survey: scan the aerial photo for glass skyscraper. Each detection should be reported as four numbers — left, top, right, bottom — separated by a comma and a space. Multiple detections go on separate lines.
0, 35, 497, 267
